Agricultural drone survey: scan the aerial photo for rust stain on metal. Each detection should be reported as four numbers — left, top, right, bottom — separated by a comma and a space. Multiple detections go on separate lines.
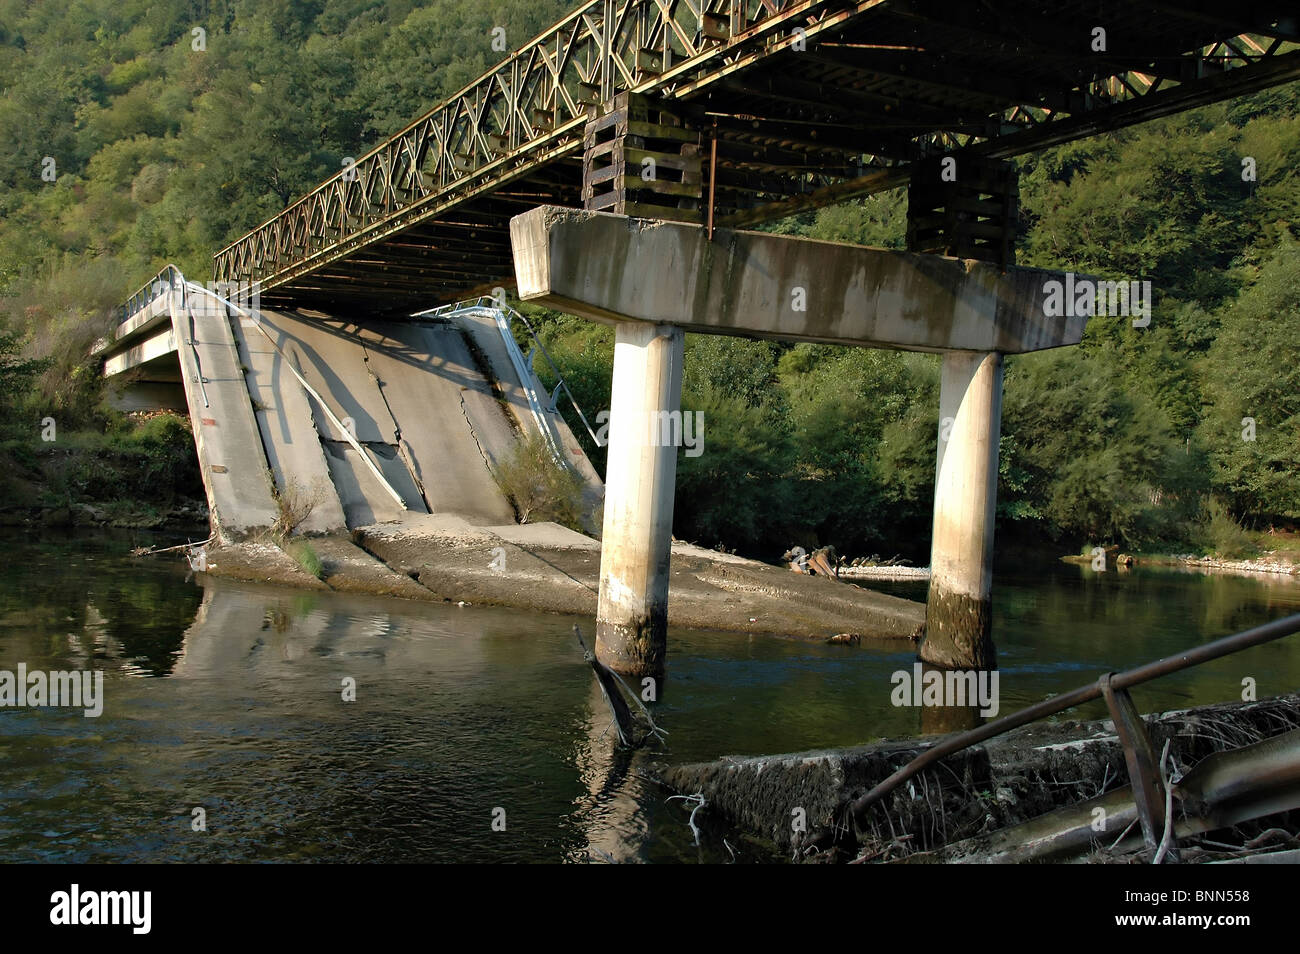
1100, 672, 1171, 856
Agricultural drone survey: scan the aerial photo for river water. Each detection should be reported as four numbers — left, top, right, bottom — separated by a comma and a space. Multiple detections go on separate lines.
1, 531, 1297, 863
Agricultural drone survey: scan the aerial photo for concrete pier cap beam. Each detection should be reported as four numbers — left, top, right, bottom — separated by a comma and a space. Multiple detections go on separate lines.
509, 206, 1087, 353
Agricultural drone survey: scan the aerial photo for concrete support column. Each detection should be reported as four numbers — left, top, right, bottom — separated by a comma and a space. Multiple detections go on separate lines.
595, 321, 685, 679
922, 351, 1003, 670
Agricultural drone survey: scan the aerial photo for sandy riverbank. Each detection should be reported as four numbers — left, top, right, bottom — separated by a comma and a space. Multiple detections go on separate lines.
1063, 550, 1299, 578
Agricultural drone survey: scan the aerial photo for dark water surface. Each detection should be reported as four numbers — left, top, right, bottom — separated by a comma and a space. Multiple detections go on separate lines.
1, 531, 1298, 863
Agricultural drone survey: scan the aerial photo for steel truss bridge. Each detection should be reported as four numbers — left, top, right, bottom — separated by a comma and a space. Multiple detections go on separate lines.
211, 0, 1300, 312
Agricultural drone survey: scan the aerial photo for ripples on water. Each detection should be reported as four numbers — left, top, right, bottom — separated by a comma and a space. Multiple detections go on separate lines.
1, 531, 1297, 862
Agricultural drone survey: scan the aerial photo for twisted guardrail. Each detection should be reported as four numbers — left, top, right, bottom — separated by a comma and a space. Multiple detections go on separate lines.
419, 295, 603, 452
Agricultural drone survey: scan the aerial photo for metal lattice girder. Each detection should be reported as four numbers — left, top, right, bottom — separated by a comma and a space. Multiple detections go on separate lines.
211, 0, 1300, 310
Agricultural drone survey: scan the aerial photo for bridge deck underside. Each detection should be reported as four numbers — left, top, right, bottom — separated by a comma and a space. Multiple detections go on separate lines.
221, 0, 1298, 314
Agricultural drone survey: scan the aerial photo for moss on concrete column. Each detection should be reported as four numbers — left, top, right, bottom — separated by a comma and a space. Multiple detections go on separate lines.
922, 584, 996, 670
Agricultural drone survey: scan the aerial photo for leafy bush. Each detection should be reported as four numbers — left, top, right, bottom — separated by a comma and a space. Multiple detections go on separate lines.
1203, 498, 1257, 559
491, 430, 587, 530
0, 318, 49, 433
16, 412, 199, 510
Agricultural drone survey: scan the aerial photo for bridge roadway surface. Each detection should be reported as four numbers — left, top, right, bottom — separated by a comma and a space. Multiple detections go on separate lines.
239, 308, 519, 529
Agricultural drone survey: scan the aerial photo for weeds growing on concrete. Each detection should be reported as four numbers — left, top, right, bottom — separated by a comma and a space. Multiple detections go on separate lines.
265, 477, 325, 578
270, 476, 317, 538
286, 539, 325, 580
491, 431, 586, 530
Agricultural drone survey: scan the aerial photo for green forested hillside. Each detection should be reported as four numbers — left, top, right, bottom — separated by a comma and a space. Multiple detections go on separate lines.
1, 1, 1297, 558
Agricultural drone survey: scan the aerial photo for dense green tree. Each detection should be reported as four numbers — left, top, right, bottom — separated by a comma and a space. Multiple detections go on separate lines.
1199, 241, 1300, 523
1000, 346, 1201, 546
0, 319, 49, 408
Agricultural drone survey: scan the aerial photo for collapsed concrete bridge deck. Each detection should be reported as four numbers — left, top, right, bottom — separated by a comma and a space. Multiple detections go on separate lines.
100, 197, 1095, 684
97, 273, 603, 541
95, 268, 936, 647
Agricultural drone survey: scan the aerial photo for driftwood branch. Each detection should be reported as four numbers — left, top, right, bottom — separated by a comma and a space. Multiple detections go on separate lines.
573, 625, 639, 746
577, 623, 660, 748
607, 666, 668, 744
131, 535, 215, 557
667, 793, 706, 845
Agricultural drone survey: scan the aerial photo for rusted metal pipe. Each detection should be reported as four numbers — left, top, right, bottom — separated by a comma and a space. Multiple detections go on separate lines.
1100, 672, 1173, 857
851, 612, 1300, 821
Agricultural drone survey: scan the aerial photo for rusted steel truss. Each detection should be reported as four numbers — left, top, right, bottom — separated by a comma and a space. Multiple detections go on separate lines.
210, 0, 1300, 309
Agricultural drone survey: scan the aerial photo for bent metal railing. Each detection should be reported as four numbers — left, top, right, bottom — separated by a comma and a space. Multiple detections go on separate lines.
852, 611, 1300, 857
419, 295, 602, 451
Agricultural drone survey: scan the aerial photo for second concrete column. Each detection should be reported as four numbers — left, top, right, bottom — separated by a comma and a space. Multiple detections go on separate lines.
922, 350, 1003, 670
595, 321, 685, 680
